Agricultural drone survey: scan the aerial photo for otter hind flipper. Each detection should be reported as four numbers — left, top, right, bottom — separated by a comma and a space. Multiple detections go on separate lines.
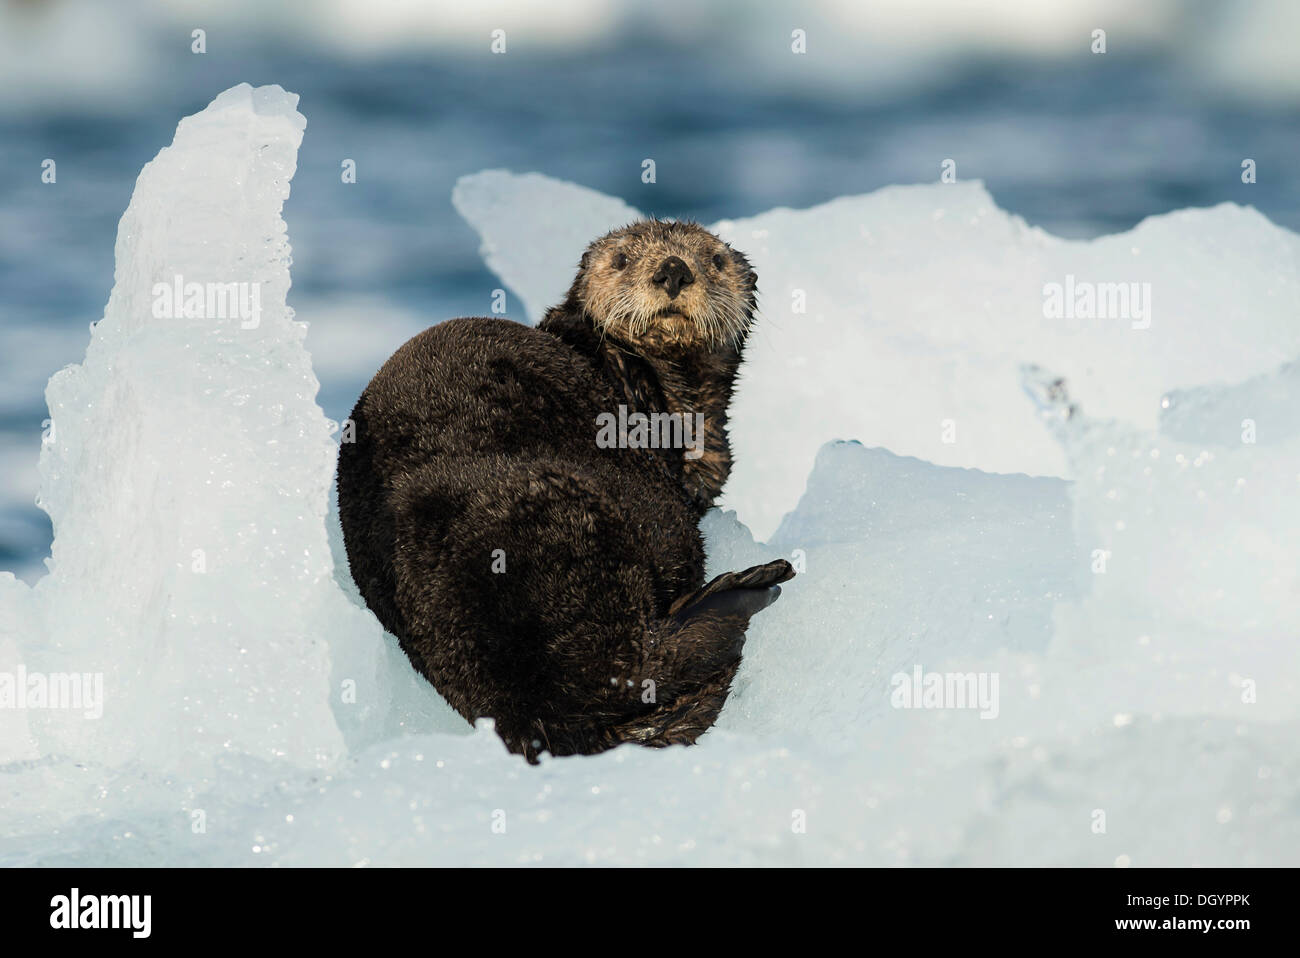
661, 558, 794, 668
604, 566, 791, 751
671, 583, 782, 627
667, 558, 795, 617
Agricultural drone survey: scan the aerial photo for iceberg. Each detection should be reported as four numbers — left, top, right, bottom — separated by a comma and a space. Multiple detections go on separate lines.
1, 86, 1297, 867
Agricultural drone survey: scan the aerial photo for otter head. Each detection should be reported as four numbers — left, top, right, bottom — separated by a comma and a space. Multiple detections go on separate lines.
563, 220, 757, 355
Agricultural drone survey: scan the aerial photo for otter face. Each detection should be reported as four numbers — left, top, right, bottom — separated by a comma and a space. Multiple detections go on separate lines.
573, 220, 757, 352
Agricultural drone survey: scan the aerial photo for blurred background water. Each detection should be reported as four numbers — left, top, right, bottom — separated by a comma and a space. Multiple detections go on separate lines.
1, 0, 1298, 582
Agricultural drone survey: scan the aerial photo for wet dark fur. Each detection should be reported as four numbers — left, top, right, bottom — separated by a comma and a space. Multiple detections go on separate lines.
337, 221, 792, 761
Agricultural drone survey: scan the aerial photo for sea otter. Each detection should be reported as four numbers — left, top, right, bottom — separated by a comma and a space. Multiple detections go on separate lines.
337, 220, 793, 761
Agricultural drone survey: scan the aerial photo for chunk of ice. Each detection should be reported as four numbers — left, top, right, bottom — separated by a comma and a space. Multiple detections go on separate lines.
13, 84, 387, 778
3, 110, 1299, 868
454, 171, 1300, 542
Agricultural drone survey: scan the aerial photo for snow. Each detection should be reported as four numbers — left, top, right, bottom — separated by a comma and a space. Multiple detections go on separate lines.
2, 84, 1298, 866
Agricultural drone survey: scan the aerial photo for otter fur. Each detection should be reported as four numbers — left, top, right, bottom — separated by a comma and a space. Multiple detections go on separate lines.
336, 220, 793, 762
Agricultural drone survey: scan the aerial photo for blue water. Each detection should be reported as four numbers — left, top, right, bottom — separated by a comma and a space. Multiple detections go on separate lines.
2, 41, 1298, 579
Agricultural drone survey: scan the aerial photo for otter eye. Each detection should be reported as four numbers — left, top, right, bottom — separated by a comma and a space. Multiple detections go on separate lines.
612, 252, 628, 270
712, 253, 727, 270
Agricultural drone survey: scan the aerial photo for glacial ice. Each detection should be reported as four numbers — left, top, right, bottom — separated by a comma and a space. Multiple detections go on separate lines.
1, 85, 1297, 866
1, 85, 397, 782
455, 170, 1300, 542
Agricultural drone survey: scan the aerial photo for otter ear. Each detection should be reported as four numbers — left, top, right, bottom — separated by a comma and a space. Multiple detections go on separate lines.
579, 249, 592, 269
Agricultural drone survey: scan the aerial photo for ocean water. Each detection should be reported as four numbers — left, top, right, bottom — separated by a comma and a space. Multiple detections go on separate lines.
1, 40, 1298, 581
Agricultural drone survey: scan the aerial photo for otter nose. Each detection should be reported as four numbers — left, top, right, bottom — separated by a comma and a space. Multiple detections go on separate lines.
652, 256, 694, 299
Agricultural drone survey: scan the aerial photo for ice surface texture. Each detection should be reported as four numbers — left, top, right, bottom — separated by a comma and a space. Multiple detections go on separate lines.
2, 85, 394, 780
2, 87, 1298, 866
